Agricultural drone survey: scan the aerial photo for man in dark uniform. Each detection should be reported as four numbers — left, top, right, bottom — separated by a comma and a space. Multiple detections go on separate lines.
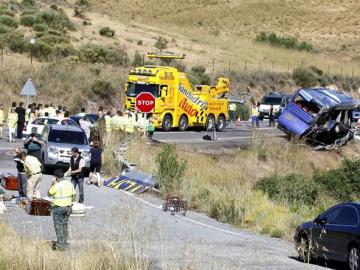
15, 102, 26, 139
66, 147, 85, 203
14, 148, 27, 198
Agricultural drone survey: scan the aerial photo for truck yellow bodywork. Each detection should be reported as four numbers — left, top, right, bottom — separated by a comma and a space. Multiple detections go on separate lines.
125, 65, 230, 131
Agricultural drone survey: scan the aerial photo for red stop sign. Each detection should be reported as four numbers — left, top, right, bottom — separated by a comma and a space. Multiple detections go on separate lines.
135, 92, 156, 113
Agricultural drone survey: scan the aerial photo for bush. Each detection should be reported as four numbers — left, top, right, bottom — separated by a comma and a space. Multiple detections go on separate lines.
314, 159, 360, 201
5, 32, 28, 53
292, 66, 319, 87
90, 79, 115, 101
0, 25, 10, 34
236, 104, 250, 121
255, 32, 314, 52
21, 0, 37, 8
137, 40, 143, 46
37, 32, 69, 45
35, 9, 76, 31
0, 15, 18, 28
99, 26, 115, 37
21, 9, 38, 16
76, 0, 90, 6
53, 43, 76, 58
155, 144, 187, 194
132, 50, 142, 67
31, 41, 53, 60
0, 9, 15, 17
255, 174, 319, 206
154, 36, 168, 52
187, 65, 211, 85
32, 23, 48, 32
20, 15, 36, 26
79, 44, 128, 66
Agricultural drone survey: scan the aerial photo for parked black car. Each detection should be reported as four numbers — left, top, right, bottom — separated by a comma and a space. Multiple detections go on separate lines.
70, 113, 98, 125
294, 202, 360, 270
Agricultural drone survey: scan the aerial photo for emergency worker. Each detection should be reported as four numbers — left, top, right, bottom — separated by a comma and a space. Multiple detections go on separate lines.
229, 103, 237, 122
111, 111, 122, 131
0, 104, 4, 139
136, 113, 148, 133
48, 104, 56, 117
25, 104, 32, 125
251, 103, 260, 129
21, 151, 42, 200
78, 108, 86, 117
125, 110, 136, 134
104, 111, 112, 134
48, 169, 76, 251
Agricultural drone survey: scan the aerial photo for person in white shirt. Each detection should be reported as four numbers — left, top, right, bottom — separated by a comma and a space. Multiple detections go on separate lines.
79, 116, 93, 140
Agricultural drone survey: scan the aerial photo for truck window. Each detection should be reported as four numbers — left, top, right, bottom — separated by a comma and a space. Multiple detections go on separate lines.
127, 83, 159, 98
261, 97, 282, 105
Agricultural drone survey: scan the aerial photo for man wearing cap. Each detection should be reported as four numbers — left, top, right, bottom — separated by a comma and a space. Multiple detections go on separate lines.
48, 169, 76, 251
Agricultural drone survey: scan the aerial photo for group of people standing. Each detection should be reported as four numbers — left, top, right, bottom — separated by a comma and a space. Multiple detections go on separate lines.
250, 102, 276, 129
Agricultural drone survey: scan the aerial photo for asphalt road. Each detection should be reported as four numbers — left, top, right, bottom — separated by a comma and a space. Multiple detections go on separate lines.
0, 137, 328, 270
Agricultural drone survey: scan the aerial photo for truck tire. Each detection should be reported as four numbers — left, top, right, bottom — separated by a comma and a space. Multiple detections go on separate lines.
205, 115, 215, 131
178, 115, 188, 131
162, 114, 172, 131
216, 115, 225, 131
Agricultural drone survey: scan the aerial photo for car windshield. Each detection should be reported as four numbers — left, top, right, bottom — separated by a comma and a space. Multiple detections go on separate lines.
48, 130, 87, 145
33, 118, 59, 125
261, 96, 282, 105
127, 82, 159, 98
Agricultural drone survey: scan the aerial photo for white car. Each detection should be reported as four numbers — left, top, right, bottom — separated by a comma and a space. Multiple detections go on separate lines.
258, 93, 284, 120
24, 117, 79, 137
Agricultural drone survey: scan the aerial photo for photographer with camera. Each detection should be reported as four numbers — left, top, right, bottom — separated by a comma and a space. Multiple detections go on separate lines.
24, 127, 44, 162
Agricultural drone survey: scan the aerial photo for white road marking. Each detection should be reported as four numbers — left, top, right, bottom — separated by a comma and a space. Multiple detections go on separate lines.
118, 189, 251, 239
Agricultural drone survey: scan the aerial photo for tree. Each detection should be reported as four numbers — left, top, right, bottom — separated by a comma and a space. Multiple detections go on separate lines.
154, 36, 168, 52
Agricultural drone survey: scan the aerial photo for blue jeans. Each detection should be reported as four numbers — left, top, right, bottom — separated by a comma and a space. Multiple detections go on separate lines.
71, 177, 84, 203
251, 116, 259, 128
18, 173, 27, 198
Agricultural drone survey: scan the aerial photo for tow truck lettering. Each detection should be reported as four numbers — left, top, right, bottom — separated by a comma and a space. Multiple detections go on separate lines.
178, 83, 207, 110
179, 98, 199, 117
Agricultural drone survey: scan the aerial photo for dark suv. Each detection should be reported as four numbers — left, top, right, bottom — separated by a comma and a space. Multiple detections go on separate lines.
294, 202, 360, 270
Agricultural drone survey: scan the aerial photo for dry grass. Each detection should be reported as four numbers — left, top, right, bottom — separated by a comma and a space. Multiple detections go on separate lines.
0, 222, 149, 270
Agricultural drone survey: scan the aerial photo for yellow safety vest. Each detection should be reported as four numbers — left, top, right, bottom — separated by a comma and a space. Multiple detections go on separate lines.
25, 108, 30, 122
7, 112, 18, 128
24, 155, 42, 176
125, 117, 135, 133
104, 115, 112, 133
119, 116, 127, 131
111, 115, 121, 131
251, 107, 259, 117
0, 109, 4, 123
49, 179, 75, 207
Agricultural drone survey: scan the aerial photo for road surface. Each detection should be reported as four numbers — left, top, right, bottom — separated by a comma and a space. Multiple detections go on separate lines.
0, 138, 327, 270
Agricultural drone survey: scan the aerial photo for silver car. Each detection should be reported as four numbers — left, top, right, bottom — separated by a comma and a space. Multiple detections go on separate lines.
41, 124, 91, 172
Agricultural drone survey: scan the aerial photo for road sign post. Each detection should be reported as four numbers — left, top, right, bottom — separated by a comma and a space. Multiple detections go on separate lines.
135, 92, 156, 113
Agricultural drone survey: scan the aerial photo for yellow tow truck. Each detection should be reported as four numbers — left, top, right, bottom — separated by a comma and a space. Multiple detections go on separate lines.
125, 54, 230, 131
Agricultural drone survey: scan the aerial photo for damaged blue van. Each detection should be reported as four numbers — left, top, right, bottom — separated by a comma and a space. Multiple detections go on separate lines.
277, 88, 358, 150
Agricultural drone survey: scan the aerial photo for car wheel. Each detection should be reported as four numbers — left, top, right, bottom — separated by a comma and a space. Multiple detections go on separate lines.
206, 115, 215, 131
178, 115, 188, 131
162, 114, 172, 132
297, 236, 311, 263
216, 115, 226, 131
348, 246, 360, 270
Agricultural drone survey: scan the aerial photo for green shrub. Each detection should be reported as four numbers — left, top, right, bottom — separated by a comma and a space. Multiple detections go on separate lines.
21, 0, 37, 8
76, 0, 90, 6
0, 15, 18, 28
37, 32, 69, 45
90, 79, 115, 101
99, 26, 115, 37
21, 9, 38, 16
0, 25, 10, 34
0, 9, 15, 17
79, 43, 128, 66
132, 50, 142, 67
154, 36, 168, 52
314, 159, 360, 201
32, 23, 48, 32
35, 9, 76, 31
31, 41, 53, 60
292, 66, 319, 87
236, 104, 250, 121
5, 32, 27, 53
20, 15, 36, 26
155, 144, 187, 194
53, 43, 76, 58
255, 174, 319, 206
137, 40, 143, 46
187, 65, 211, 85
255, 32, 314, 52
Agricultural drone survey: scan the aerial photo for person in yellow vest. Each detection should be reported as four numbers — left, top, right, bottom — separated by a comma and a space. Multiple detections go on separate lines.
48, 103, 57, 117
7, 107, 18, 142
111, 110, 122, 132
251, 103, 260, 129
0, 104, 5, 139
20, 151, 42, 200
229, 103, 237, 123
125, 110, 136, 134
136, 113, 148, 134
119, 110, 127, 131
48, 169, 76, 251
25, 104, 32, 125
104, 111, 112, 134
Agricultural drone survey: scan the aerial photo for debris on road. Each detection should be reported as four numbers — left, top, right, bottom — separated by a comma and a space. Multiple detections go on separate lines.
278, 88, 358, 150
162, 196, 187, 216
24, 198, 51, 216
